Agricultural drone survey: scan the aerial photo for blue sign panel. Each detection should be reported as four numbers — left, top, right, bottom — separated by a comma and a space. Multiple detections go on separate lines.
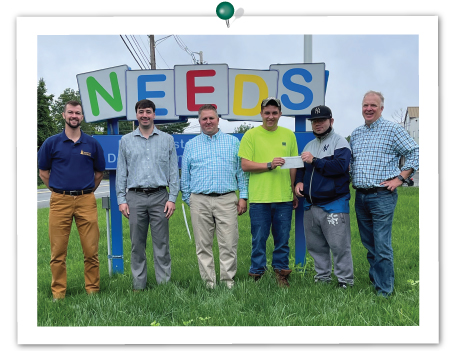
93, 135, 123, 170
94, 131, 315, 170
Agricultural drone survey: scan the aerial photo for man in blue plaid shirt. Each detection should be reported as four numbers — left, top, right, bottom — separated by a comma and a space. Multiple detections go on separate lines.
181, 104, 249, 289
350, 91, 419, 297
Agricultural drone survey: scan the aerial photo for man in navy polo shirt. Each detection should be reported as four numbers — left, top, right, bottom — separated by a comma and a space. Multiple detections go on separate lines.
38, 100, 105, 301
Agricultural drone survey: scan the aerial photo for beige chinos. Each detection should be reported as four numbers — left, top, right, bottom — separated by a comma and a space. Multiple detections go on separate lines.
189, 192, 239, 288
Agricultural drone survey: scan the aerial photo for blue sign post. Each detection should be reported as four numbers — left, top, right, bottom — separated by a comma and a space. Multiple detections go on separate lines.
293, 127, 315, 267
94, 120, 124, 274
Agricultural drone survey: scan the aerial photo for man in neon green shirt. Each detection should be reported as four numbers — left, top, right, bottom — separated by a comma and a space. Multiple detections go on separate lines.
238, 97, 298, 287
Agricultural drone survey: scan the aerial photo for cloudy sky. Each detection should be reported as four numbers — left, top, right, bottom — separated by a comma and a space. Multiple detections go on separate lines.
38, 34, 418, 137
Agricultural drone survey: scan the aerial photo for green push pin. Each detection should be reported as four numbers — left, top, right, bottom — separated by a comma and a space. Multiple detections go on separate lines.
216, 2, 235, 28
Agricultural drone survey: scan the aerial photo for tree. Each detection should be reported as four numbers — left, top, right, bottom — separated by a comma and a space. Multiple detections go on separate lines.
37, 78, 56, 150
156, 122, 190, 134
345, 135, 351, 143
51, 88, 107, 135
390, 108, 406, 127
233, 122, 254, 134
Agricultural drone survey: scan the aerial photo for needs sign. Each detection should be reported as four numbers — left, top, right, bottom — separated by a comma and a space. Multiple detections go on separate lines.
77, 63, 326, 123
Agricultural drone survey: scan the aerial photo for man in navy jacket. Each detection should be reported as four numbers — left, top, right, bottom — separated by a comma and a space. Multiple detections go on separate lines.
295, 105, 354, 288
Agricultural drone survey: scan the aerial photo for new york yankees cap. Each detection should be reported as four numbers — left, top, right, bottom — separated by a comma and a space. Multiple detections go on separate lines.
308, 105, 332, 120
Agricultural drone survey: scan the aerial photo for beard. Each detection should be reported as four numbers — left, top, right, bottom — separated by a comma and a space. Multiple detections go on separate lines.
65, 118, 81, 129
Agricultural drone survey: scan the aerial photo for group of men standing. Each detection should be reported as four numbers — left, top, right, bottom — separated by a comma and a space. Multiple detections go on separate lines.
38, 90, 419, 301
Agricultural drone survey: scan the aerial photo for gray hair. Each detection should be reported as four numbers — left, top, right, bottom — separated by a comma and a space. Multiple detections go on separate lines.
363, 90, 384, 108
198, 104, 218, 118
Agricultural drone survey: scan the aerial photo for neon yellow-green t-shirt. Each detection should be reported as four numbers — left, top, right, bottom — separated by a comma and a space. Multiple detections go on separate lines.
238, 126, 298, 203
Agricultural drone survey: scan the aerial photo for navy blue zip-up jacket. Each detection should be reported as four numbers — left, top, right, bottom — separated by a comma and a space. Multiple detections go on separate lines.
295, 129, 351, 205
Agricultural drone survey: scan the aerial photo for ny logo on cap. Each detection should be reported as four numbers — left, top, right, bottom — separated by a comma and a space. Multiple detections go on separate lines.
315, 107, 320, 114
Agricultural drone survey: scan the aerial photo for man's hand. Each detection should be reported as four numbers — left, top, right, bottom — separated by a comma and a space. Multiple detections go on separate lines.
119, 203, 130, 219
293, 196, 299, 209
295, 182, 304, 197
380, 178, 403, 192
271, 157, 285, 169
237, 199, 247, 216
164, 201, 176, 219
301, 152, 314, 164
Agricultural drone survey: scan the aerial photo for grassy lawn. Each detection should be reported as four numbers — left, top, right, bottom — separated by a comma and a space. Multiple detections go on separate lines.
37, 187, 419, 326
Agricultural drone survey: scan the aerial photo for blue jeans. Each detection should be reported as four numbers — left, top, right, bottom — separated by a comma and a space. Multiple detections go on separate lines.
355, 189, 398, 296
249, 202, 293, 274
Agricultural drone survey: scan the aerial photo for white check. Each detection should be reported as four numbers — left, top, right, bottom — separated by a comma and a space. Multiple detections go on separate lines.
280, 156, 304, 169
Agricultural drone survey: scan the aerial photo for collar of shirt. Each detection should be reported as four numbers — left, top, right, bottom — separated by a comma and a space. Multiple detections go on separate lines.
200, 129, 223, 141
364, 116, 384, 130
315, 128, 335, 141
61, 129, 87, 144
132, 126, 161, 138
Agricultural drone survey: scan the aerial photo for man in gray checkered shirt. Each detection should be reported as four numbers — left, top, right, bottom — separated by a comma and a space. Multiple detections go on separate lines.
116, 99, 179, 291
350, 90, 419, 297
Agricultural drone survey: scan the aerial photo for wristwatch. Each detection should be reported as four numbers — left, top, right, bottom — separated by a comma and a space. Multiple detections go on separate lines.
267, 162, 273, 171
312, 157, 317, 164
397, 174, 406, 183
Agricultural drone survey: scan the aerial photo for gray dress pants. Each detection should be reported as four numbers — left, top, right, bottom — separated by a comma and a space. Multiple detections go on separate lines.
126, 189, 171, 289
304, 205, 354, 285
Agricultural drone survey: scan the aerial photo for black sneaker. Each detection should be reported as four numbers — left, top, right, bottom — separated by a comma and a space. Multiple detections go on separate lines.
338, 282, 348, 289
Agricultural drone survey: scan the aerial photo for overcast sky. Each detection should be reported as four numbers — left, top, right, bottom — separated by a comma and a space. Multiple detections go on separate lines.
37, 34, 418, 137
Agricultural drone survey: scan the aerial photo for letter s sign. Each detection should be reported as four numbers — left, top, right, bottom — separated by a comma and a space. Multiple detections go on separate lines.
270, 63, 326, 116
281, 68, 313, 110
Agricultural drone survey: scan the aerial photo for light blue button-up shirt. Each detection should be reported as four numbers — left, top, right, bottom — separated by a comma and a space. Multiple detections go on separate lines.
350, 117, 419, 188
116, 127, 179, 205
181, 130, 248, 206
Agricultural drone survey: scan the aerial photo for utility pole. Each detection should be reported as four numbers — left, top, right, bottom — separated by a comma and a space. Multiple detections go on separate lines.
304, 35, 312, 63
149, 35, 156, 69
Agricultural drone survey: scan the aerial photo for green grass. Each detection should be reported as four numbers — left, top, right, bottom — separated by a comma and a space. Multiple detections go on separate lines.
37, 187, 419, 326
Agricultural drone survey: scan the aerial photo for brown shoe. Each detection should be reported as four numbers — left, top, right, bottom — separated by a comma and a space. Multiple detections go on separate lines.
248, 272, 263, 281
275, 269, 292, 287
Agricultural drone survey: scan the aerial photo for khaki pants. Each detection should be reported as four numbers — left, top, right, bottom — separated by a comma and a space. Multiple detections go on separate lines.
48, 192, 100, 298
190, 193, 239, 287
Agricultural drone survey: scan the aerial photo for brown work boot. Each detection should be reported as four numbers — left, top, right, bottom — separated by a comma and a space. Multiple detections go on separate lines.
248, 272, 263, 281
275, 269, 292, 287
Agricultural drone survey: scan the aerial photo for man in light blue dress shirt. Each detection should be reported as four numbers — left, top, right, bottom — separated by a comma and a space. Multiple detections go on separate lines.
181, 104, 249, 289
350, 91, 419, 297
116, 99, 179, 290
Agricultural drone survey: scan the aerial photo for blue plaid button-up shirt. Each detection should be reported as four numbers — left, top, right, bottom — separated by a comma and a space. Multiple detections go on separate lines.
181, 130, 249, 206
350, 117, 419, 188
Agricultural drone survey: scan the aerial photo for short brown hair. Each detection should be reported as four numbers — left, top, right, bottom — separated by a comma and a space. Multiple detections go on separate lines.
198, 104, 218, 118
64, 100, 82, 112
135, 99, 156, 113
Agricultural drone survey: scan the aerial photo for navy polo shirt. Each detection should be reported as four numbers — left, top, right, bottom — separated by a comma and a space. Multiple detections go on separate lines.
38, 130, 105, 190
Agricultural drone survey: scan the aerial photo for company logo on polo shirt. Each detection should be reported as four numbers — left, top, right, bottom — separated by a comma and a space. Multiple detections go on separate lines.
282, 142, 286, 146
323, 144, 329, 152
80, 150, 92, 157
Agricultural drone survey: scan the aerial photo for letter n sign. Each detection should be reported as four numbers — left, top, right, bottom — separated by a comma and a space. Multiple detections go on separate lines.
77, 65, 129, 122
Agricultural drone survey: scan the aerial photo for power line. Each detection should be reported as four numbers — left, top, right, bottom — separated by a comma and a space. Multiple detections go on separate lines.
125, 35, 148, 70
156, 47, 170, 69
137, 35, 151, 58
155, 35, 172, 45
131, 35, 150, 69
120, 35, 143, 69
